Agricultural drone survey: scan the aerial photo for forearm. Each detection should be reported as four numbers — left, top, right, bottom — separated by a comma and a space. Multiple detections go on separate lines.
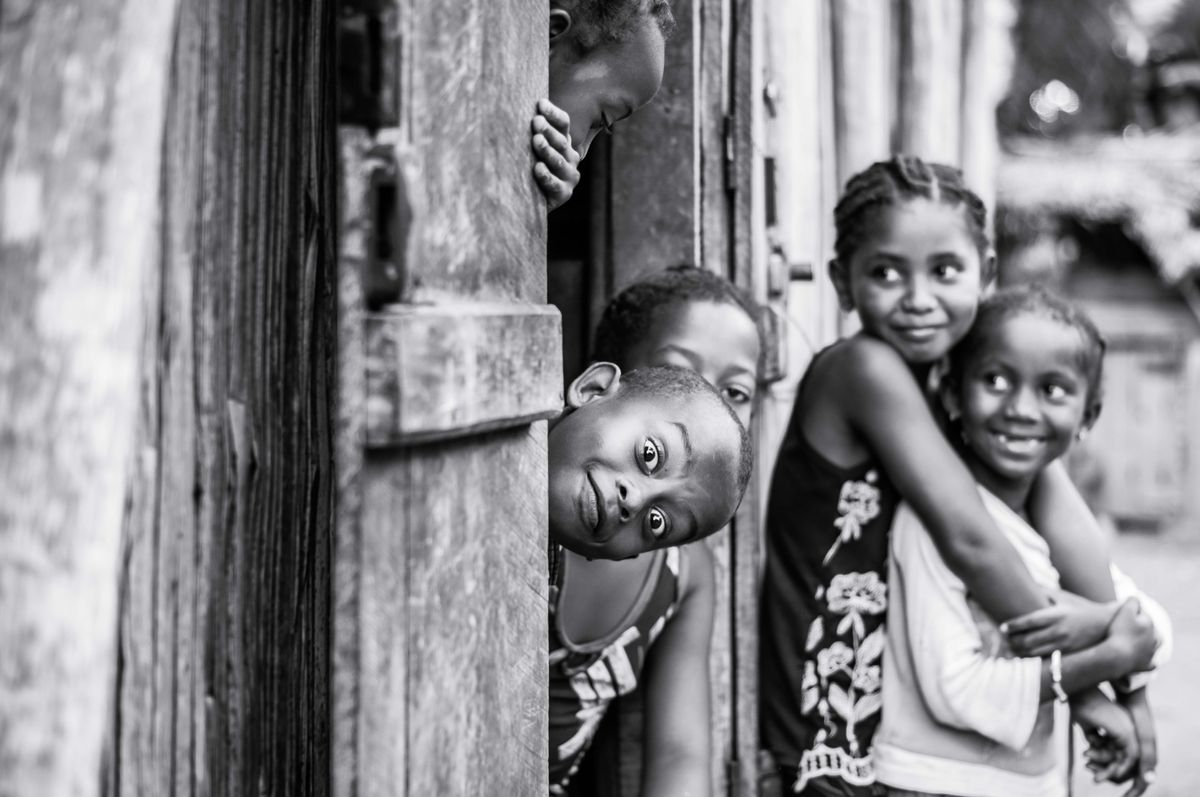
1038, 639, 1131, 702
936, 528, 1049, 620
1030, 462, 1115, 601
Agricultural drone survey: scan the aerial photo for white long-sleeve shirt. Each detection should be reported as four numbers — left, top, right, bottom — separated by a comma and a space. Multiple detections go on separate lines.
873, 486, 1171, 797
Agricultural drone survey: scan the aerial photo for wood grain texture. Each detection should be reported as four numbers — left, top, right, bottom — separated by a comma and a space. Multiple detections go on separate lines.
333, 2, 552, 796
364, 304, 563, 446
830, 0, 892, 185
112, 2, 338, 795
399, 0, 547, 303
356, 428, 550, 796
960, 0, 1018, 224
0, 2, 178, 794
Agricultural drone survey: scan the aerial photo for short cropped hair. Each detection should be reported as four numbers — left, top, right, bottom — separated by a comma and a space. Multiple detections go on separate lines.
948, 284, 1107, 407
568, 0, 677, 54
620, 365, 753, 514
592, 265, 761, 367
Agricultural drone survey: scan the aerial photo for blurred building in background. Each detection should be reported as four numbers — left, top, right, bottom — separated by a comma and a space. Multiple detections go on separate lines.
996, 0, 1200, 533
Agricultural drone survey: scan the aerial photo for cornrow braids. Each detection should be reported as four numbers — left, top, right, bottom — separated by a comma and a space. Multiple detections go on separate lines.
591, 264, 761, 368
833, 155, 992, 281
569, 0, 676, 54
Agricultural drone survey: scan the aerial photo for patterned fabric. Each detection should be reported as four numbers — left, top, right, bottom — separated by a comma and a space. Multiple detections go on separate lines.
547, 546, 684, 794
760, 345, 901, 797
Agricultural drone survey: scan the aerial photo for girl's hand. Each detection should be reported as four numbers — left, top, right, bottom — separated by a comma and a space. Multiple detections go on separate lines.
530, 99, 580, 211
1106, 598, 1158, 674
1002, 590, 1116, 656
1097, 688, 1158, 797
1073, 690, 1139, 784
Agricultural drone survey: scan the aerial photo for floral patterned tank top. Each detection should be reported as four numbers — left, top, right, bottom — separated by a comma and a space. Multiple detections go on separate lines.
760, 346, 901, 796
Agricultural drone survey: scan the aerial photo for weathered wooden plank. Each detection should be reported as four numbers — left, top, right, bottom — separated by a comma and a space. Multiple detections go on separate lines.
400, 0, 547, 303
897, 0, 963, 163
114, 3, 338, 796
357, 427, 551, 797
830, 0, 892, 184
0, 2, 179, 795
960, 0, 1018, 224
364, 304, 563, 446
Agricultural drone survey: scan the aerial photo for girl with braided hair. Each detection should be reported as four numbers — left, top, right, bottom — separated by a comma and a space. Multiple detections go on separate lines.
760, 156, 1146, 796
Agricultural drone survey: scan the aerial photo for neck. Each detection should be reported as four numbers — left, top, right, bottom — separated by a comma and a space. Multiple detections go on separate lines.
963, 452, 1036, 516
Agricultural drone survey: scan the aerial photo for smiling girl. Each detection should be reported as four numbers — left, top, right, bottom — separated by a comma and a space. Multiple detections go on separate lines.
759, 157, 1131, 797
873, 286, 1169, 797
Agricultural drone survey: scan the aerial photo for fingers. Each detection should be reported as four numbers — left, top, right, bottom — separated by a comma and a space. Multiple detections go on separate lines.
534, 162, 572, 212
1007, 627, 1064, 657
532, 128, 579, 180
537, 97, 572, 135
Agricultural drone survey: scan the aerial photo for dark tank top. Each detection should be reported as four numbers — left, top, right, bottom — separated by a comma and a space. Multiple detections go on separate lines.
760, 345, 901, 796
548, 546, 685, 794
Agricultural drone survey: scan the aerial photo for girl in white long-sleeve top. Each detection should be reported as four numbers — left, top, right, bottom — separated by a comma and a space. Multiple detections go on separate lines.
873, 286, 1171, 797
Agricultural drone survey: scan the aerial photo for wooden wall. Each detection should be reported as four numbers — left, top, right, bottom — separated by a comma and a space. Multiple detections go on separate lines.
111, 3, 338, 795
0, 3, 179, 794
333, 2, 559, 796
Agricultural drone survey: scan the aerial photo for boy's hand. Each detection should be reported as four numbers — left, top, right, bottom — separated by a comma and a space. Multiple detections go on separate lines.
1073, 689, 1139, 784
1002, 590, 1116, 656
531, 99, 580, 211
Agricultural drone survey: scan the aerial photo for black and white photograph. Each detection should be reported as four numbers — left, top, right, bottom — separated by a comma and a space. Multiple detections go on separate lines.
1, 1, 1198, 795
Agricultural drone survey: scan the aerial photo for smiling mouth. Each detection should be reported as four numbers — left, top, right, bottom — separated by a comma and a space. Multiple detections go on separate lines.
989, 431, 1047, 455
893, 325, 944, 342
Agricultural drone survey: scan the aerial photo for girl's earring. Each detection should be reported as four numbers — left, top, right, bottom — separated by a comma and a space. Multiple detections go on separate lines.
1076, 428, 1089, 443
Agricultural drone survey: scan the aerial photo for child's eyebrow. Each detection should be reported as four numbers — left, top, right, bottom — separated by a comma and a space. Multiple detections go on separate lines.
670, 421, 694, 475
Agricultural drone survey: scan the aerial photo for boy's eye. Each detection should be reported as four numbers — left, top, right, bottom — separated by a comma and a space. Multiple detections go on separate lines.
646, 507, 669, 538
599, 113, 614, 135
639, 437, 663, 474
723, 384, 754, 405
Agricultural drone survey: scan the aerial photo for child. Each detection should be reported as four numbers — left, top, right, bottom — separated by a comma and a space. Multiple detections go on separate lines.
873, 286, 1170, 797
759, 156, 1130, 797
549, 266, 761, 795
532, 0, 676, 210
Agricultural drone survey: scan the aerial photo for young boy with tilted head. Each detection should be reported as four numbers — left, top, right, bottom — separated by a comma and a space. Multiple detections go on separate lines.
548, 266, 761, 795
531, 0, 676, 210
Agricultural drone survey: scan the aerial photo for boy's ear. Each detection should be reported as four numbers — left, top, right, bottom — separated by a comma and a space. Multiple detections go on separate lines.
828, 259, 855, 313
549, 7, 572, 42
566, 361, 622, 409
981, 248, 998, 289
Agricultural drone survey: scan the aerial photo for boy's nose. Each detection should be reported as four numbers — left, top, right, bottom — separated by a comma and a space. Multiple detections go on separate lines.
616, 478, 645, 522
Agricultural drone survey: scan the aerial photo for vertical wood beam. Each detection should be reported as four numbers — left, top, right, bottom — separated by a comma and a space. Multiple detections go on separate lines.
897, 0, 964, 163
960, 0, 1018, 226
0, 3, 179, 794
830, 0, 892, 186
